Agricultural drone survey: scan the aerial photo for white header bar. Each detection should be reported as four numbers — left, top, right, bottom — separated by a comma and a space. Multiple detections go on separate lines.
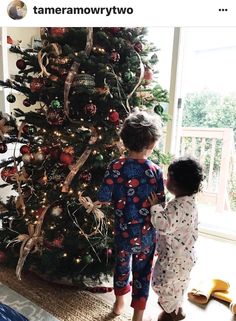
1, 0, 236, 27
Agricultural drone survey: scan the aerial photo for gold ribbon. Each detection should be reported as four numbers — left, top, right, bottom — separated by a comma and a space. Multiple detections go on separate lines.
7, 206, 49, 280
38, 50, 51, 78
61, 128, 98, 193
85, 27, 93, 55
13, 122, 26, 216
126, 51, 145, 111
68, 193, 104, 239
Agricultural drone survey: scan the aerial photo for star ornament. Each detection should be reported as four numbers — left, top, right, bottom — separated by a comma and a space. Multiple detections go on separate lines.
0, 118, 14, 140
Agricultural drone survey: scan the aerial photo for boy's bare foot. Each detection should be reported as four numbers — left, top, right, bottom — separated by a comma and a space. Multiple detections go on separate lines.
113, 297, 125, 315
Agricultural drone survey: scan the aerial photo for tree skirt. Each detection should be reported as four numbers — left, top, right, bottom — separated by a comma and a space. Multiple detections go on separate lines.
0, 267, 131, 321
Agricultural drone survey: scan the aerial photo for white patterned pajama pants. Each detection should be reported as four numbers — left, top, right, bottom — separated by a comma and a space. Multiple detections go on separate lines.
152, 257, 195, 313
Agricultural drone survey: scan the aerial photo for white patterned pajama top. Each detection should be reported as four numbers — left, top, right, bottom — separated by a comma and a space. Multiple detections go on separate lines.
150, 195, 198, 313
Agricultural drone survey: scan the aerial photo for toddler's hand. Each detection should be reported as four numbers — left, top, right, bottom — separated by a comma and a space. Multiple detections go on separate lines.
148, 192, 159, 206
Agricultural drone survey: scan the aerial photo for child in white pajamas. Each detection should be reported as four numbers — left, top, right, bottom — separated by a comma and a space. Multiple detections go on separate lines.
149, 156, 204, 321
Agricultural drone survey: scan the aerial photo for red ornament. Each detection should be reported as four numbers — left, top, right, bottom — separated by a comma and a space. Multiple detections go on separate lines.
84, 102, 97, 116
30, 78, 43, 93
20, 145, 31, 154
0, 251, 7, 264
60, 152, 74, 165
41, 146, 50, 154
50, 28, 68, 37
109, 110, 119, 123
16, 59, 26, 70
47, 108, 65, 125
110, 50, 120, 62
0, 142, 7, 154
7, 35, 13, 44
1, 166, 17, 184
109, 27, 121, 34
50, 147, 61, 160
134, 41, 143, 53
143, 68, 153, 85
23, 98, 31, 107
103, 248, 113, 257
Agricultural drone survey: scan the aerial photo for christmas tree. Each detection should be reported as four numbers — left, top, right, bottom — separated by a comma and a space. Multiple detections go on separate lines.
0, 27, 168, 288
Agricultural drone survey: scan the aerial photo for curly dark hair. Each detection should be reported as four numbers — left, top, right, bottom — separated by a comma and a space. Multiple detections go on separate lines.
168, 156, 204, 195
120, 109, 162, 152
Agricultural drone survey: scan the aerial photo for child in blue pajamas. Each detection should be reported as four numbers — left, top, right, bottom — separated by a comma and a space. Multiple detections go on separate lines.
97, 109, 165, 321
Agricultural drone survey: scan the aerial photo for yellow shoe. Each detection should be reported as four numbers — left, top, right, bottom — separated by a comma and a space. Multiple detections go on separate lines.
212, 290, 236, 314
188, 279, 230, 304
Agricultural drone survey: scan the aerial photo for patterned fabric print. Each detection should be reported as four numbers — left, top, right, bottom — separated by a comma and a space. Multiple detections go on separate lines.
98, 158, 165, 309
98, 158, 165, 226
0, 303, 29, 321
114, 240, 156, 310
151, 195, 198, 313
152, 257, 194, 313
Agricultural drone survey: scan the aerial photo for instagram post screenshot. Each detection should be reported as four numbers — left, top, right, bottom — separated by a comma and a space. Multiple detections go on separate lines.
0, 1, 236, 321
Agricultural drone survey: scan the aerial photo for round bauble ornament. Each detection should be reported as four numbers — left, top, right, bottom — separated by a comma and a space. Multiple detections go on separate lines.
0, 251, 7, 264
51, 205, 63, 217
60, 152, 74, 166
110, 50, 120, 62
41, 146, 50, 154
63, 146, 75, 155
49, 28, 68, 37
50, 75, 59, 82
0, 142, 7, 154
23, 98, 31, 107
1, 166, 17, 184
79, 171, 92, 182
84, 102, 96, 116
33, 151, 44, 163
20, 145, 31, 154
16, 59, 26, 70
109, 110, 119, 123
72, 73, 95, 91
143, 68, 153, 85
51, 99, 61, 109
124, 70, 134, 81
22, 153, 32, 164
50, 147, 61, 160
22, 125, 37, 136
30, 78, 44, 93
83, 254, 94, 264
95, 154, 104, 161
7, 94, 16, 103
154, 104, 164, 116
103, 248, 113, 257
52, 238, 64, 248
46, 108, 65, 125
134, 41, 143, 53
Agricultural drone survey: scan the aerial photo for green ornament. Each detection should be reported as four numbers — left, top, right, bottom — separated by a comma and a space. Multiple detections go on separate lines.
7, 94, 16, 103
84, 254, 93, 264
51, 99, 61, 109
96, 154, 104, 161
124, 71, 132, 81
28, 126, 37, 135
